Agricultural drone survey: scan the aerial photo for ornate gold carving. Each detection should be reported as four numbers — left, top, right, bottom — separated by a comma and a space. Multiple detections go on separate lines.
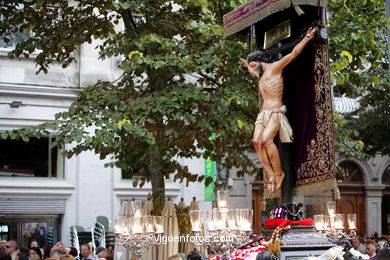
296, 32, 336, 189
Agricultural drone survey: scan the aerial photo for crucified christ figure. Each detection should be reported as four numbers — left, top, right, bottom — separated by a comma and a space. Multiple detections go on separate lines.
239, 27, 316, 193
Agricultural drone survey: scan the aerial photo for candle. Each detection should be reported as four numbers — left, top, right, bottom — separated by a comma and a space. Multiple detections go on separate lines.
155, 224, 164, 233
334, 221, 343, 230
132, 217, 144, 234
327, 201, 336, 217
347, 214, 357, 230
134, 209, 142, 217
315, 222, 323, 231
192, 220, 201, 232
115, 224, 121, 234
133, 224, 143, 234
334, 214, 344, 230
190, 210, 204, 232
207, 211, 216, 231
217, 190, 230, 209
144, 216, 155, 233
155, 216, 164, 234
219, 200, 227, 209
240, 220, 251, 231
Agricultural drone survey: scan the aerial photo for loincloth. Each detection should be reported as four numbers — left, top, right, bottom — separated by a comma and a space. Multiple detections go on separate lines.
255, 105, 293, 143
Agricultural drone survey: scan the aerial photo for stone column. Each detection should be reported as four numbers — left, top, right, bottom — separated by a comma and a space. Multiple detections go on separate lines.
365, 186, 385, 236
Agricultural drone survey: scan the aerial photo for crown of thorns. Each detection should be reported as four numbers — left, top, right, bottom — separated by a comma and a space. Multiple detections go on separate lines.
247, 50, 273, 63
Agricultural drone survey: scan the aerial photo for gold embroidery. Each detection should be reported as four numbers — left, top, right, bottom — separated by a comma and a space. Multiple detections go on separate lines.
295, 26, 336, 190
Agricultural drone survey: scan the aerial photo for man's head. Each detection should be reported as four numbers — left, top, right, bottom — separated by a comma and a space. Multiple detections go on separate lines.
30, 240, 38, 249
187, 249, 207, 260
366, 241, 377, 257
1, 240, 7, 249
80, 244, 91, 258
351, 236, 364, 249
50, 249, 63, 260
240, 50, 275, 78
5, 240, 17, 255
247, 50, 275, 64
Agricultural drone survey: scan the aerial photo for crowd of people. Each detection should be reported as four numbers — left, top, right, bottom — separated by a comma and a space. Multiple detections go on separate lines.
1, 234, 389, 260
350, 233, 390, 259
0, 240, 113, 260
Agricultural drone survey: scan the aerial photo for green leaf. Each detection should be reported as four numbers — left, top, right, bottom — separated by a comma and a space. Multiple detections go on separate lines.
0, 132, 8, 139
237, 119, 245, 129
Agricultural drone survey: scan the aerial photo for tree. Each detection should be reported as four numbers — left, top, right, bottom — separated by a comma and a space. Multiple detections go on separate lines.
328, 0, 390, 157
0, 0, 255, 214
2, 0, 388, 214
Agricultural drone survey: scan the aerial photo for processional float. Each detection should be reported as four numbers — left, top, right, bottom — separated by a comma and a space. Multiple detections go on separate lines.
223, 0, 348, 258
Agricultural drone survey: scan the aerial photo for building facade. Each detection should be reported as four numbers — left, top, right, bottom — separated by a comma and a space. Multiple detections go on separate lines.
0, 41, 210, 248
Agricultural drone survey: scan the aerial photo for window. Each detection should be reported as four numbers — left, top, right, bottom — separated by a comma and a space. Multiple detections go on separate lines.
0, 136, 64, 178
0, 4, 32, 49
336, 161, 364, 184
0, 5, 60, 50
0, 216, 60, 248
382, 165, 390, 184
121, 168, 149, 179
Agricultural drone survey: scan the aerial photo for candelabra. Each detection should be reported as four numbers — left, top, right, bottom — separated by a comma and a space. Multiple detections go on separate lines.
189, 190, 253, 260
313, 201, 357, 240
114, 201, 164, 260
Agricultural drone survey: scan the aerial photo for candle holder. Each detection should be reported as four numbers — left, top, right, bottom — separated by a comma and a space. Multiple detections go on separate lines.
115, 201, 164, 260
314, 201, 356, 240
217, 190, 230, 209
189, 191, 253, 260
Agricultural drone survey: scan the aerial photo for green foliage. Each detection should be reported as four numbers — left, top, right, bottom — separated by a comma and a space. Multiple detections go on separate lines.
1, 0, 388, 213
328, 0, 390, 157
0, 0, 258, 213
174, 204, 191, 235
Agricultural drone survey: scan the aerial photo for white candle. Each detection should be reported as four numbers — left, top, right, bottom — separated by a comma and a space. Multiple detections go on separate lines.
192, 220, 201, 232
349, 222, 356, 230
240, 220, 251, 231
134, 209, 142, 217
315, 222, 324, 231
115, 224, 121, 233
133, 224, 143, 234
208, 220, 216, 231
219, 200, 227, 209
334, 220, 343, 230
155, 224, 164, 233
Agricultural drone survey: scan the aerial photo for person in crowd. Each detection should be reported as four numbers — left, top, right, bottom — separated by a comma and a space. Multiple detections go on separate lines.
370, 232, 380, 243
50, 249, 63, 260
17, 246, 29, 260
43, 245, 51, 260
30, 240, 45, 258
378, 239, 389, 251
95, 247, 106, 260
0, 255, 12, 260
187, 249, 207, 260
5, 241, 18, 260
60, 255, 75, 260
30, 247, 43, 260
352, 236, 367, 254
168, 253, 186, 260
30, 241, 38, 249
53, 242, 67, 255
68, 248, 78, 260
0, 240, 7, 257
104, 248, 113, 260
372, 247, 390, 260
80, 244, 95, 260
366, 241, 378, 259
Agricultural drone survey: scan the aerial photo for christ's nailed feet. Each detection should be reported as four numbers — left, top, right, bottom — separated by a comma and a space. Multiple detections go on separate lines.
267, 172, 285, 193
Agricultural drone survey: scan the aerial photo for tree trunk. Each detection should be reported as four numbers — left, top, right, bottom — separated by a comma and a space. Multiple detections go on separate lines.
149, 144, 165, 216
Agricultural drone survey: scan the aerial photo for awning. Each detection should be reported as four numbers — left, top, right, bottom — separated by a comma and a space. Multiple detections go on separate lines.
223, 0, 327, 38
